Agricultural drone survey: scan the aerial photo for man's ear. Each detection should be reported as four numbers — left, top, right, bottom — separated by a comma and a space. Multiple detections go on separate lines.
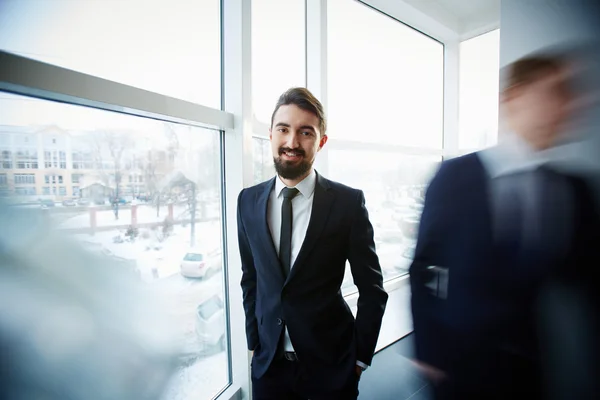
269, 128, 273, 141
318, 134, 328, 151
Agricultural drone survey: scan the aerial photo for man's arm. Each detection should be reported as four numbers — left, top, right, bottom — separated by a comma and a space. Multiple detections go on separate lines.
238, 190, 259, 351
348, 190, 389, 367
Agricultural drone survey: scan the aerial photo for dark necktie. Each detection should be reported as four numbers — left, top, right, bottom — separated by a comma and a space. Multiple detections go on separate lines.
280, 187, 299, 278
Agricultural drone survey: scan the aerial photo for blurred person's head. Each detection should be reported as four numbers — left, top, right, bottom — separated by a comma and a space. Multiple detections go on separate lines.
501, 55, 574, 150
270, 87, 328, 186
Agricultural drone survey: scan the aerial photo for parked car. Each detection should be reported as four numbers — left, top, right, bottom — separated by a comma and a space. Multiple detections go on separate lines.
62, 199, 76, 207
39, 199, 55, 208
195, 294, 226, 351
402, 245, 415, 260
180, 248, 222, 279
400, 216, 420, 240
77, 198, 91, 206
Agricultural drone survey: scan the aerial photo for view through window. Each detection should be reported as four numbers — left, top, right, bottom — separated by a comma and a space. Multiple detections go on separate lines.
0, 93, 229, 400
327, 0, 444, 293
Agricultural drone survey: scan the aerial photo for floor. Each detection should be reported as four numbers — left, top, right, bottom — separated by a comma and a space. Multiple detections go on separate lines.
358, 334, 433, 400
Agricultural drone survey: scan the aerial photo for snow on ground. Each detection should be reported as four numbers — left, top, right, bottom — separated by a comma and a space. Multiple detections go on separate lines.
67, 222, 228, 400
161, 351, 229, 400
72, 220, 222, 280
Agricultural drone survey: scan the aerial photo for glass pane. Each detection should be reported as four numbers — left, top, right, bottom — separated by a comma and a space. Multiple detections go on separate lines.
253, 137, 276, 185
327, 0, 444, 148
0, 92, 228, 399
0, 0, 221, 108
459, 29, 500, 149
252, 0, 306, 123
329, 150, 440, 290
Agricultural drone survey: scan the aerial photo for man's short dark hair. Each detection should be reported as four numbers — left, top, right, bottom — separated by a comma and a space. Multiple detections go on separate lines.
271, 87, 327, 137
504, 55, 566, 90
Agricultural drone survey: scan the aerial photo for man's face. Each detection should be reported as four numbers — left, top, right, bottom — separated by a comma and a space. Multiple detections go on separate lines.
503, 69, 572, 149
270, 104, 327, 181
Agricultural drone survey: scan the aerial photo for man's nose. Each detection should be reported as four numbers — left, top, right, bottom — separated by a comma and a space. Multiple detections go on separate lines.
285, 132, 300, 148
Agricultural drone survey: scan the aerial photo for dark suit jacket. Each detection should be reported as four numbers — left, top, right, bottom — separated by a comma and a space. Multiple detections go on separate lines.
238, 172, 388, 392
410, 153, 599, 398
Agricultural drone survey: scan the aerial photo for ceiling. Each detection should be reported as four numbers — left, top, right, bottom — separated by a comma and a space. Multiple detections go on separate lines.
401, 0, 500, 38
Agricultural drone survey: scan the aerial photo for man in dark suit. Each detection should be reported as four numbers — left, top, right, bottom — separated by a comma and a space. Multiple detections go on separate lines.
238, 87, 388, 400
410, 53, 599, 399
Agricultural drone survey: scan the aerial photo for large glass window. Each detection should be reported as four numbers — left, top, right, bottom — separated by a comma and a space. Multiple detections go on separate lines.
330, 151, 440, 295
0, 93, 228, 400
0, 0, 221, 108
253, 137, 276, 185
252, 0, 306, 123
327, 0, 444, 148
459, 29, 501, 149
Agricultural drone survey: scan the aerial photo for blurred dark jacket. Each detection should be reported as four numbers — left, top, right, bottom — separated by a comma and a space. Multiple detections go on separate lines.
409, 145, 599, 399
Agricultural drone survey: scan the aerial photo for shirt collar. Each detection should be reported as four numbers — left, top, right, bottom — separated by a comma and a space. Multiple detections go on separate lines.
275, 169, 317, 199
479, 132, 552, 178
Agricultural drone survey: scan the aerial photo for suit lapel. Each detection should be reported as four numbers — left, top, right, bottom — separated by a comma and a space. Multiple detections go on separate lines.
286, 172, 335, 284
256, 178, 285, 282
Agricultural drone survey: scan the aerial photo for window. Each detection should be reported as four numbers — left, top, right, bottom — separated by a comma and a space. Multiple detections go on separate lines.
0, 150, 12, 169
15, 187, 36, 196
459, 29, 500, 149
329, 151, 440, 290
253, 137, 276, 185
327, 1, 444, 349
327, 0, 444, 148
0, 174, 7, 185
252, 0, 306, 123
14, 173, 35, 184
0, 93, 229, 400
0, 0, 222, 108
72, 174, 82, 184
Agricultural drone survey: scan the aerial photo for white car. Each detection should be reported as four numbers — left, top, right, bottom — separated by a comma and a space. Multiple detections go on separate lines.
195, 294, 226, 352
179, 248, 222, 279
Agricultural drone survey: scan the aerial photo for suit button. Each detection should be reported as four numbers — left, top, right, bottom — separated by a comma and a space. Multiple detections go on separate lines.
276, 318, 283, 325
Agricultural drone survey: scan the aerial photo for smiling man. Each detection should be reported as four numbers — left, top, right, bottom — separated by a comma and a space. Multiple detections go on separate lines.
237, 87, 388, 400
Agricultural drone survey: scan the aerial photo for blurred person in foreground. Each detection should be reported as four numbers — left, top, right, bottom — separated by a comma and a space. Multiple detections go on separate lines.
0, 201, 178, 399
409, 50, 600, 399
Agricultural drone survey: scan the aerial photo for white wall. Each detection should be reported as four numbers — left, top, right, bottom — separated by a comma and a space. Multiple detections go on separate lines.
499, 0, 600, 68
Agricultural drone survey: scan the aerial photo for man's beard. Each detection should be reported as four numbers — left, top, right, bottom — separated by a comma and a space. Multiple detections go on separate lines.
273, 147, 312, 181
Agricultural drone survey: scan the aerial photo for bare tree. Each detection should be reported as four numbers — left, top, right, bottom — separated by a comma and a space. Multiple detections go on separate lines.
88, 131, 134, 219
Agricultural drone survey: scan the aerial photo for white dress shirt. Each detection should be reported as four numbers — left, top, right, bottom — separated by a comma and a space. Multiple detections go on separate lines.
268, 169, 316, 352
478, 132, 573, 254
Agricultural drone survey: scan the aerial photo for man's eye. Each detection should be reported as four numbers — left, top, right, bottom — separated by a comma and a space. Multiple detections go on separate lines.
302, 131, 312, 136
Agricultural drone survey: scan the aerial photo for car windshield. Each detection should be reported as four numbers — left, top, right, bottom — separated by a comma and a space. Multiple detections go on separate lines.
197, 296, 222, 320
184, 253, 204, 262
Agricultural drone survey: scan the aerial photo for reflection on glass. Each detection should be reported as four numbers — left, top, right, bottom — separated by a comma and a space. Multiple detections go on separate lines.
329, 150, 440, 294
252, 0, 306, 123
0, 0, 221, 107
459, 29, 500, 149
253, 137, 276, 184
0, 92, 228, 400
327, 0, 444, 148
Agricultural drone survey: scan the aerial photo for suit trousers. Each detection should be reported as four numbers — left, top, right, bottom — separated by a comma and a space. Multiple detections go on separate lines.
251, 357, 360, 400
